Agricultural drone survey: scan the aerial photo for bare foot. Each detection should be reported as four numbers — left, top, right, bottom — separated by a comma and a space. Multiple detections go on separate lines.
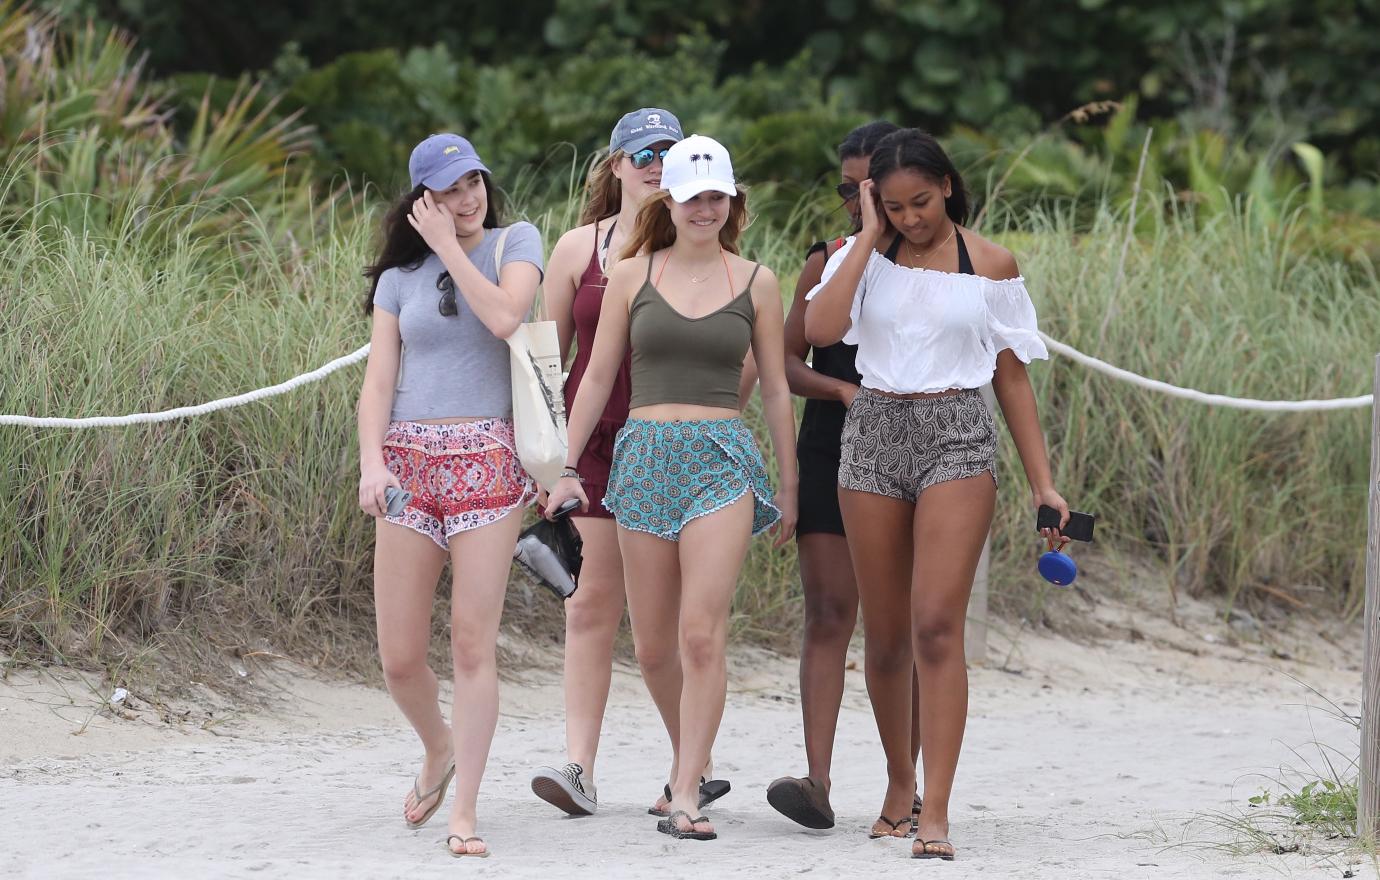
402, 748, 454, 825
912, 817, 954, 860
650, 789, 671, 814
869, 780, 916, 838
447, 807, 489, 857
447, 833, 489, 856
665, 795, 713, 836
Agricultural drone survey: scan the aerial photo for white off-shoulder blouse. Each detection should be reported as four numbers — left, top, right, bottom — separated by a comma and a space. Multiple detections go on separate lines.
805, 236, 1048, 394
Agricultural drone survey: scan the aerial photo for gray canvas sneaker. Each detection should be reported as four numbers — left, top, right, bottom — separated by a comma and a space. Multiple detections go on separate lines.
531, 762, 598, 816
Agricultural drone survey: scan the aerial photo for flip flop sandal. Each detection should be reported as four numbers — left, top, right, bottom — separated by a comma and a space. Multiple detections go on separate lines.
868, 815, 912, 839
698, 776, 732, 808
910, 794, 923, 831
913, 838, 956, 861
765, 775, 835, 829
446, 835, 491, 858
648, 783, 675, 817
648, 778, 734, 817
405, 760, 455, 829
656, 810, 717, 841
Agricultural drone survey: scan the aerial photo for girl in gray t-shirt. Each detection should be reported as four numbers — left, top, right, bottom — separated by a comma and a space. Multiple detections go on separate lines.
356, 133, 544, 860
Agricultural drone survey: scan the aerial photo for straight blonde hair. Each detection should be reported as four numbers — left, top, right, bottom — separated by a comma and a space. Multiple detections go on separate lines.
577, 151, 624, 226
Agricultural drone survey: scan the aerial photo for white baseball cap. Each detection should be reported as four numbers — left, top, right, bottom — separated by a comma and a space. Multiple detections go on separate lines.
661, 134, 736, 203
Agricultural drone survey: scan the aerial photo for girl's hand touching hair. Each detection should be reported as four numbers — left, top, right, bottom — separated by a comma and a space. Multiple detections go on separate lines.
407, 191, 458, 253
857, 178, 884, 245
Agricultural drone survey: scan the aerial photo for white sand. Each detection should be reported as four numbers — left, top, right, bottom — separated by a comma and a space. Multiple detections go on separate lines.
1, 589, 1373, 880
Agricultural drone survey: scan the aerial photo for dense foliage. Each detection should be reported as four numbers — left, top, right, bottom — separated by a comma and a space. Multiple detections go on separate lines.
50, 0, 1380, 193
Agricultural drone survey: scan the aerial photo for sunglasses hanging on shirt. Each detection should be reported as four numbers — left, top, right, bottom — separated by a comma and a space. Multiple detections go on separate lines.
437, 270, 457, 317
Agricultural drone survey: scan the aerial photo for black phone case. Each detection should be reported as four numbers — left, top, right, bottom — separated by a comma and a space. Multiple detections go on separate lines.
551, 497, 582, 520
1037, 505, 1095, 542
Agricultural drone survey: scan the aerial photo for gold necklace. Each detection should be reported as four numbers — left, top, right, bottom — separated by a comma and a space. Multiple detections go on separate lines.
686, 251, 722, 284
907, 224, 956, 270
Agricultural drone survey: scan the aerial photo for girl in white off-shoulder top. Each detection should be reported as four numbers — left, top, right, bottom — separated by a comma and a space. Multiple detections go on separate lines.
804, 128, 1070, 863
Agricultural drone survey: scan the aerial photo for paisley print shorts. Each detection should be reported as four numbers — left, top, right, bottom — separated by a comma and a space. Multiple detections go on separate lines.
381, 418, 537, 550
603, 418, 780, 541
838, 387, 997, 503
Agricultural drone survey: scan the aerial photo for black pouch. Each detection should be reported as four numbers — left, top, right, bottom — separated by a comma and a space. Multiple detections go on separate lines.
513, 517, 583, 600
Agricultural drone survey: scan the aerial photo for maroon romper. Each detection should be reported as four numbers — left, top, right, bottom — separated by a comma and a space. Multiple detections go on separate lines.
565, 224, 633, 518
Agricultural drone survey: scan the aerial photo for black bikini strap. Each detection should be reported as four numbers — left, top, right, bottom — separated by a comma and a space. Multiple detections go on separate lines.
645, 252, 655, 281
744, 262, 761, 291
955, 229, 975, 275
596, 219, 617, 270
882, 233, 903, 264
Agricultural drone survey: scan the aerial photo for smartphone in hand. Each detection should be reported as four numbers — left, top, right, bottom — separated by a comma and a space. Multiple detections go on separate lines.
550, 497, 582, 520
1037, 505, 1095, 543
384, 486, 412, 518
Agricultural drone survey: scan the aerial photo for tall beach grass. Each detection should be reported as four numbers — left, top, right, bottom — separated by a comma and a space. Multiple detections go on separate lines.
1, 149, 1376, 675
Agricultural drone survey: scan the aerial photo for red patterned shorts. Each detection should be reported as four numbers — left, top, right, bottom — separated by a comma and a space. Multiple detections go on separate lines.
381, 419, 536, 550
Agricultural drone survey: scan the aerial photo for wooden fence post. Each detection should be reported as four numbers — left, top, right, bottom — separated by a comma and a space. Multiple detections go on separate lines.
1359, 354, 1380, 842
967, 385, 998, 666
967, 537, 991, 665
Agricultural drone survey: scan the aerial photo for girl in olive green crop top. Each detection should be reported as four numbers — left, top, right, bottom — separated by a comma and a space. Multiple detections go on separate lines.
545, 135, 797, 843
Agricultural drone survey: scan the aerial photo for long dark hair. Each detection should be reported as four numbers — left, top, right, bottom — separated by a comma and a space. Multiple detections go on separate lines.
362, 173, 504, 314
838, 120, 898, 161
868, 128, 969, 225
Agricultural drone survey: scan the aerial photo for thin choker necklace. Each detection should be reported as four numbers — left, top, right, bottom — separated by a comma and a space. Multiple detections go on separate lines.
906, 224, 955, 270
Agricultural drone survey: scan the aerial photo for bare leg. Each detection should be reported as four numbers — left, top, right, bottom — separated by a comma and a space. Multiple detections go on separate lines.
840, 487, 918, 838
664, 494, 754, 836
444, 508, 525, 857
373, 520, 451, 825
619, 525, 686, 810
562, 516, 626, 778
910, 474, 995, 857
797, 531, 859, 789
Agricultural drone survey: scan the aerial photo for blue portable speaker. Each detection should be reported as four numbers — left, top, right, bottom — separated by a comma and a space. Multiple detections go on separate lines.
1038, 549, 1077, 586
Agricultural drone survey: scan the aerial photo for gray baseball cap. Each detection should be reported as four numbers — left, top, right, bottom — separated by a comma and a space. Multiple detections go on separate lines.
409, 133, 490, 190
609, 108, 684, 155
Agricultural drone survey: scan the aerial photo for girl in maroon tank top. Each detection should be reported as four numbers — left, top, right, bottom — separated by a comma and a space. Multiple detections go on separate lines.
531, 109, 728, 820
560, 222, 633, 515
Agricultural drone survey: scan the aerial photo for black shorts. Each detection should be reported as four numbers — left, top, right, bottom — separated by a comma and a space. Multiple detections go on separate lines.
797, 447, 845, 537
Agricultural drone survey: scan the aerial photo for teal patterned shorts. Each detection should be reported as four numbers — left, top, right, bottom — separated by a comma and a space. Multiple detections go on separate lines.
602, 418, 780, 541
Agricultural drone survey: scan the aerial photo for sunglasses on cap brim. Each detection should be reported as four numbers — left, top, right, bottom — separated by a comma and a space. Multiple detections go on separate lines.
628, 147, 671, 170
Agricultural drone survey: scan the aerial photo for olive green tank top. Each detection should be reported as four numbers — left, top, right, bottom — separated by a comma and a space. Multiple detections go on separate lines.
627, 254, 759, 410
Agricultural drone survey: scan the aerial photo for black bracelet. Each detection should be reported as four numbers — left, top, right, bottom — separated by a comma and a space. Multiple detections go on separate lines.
560, 467, 584, 483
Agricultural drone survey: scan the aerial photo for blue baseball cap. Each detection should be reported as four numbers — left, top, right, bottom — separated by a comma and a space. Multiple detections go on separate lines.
409, 133, 490, 190
609, 108, 684, 155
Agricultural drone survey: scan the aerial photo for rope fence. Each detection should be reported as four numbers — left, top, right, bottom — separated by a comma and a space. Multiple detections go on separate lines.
0, 345, 371, 428
0, 336, 1372, 428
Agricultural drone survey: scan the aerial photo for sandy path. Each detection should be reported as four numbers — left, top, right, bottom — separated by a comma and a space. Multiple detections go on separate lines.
0, 595, 1372, 880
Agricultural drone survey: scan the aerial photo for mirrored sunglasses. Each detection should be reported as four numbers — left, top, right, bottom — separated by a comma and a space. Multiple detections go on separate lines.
629, 147, 671, 170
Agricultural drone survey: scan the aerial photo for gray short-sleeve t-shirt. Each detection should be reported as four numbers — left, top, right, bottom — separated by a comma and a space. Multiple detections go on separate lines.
373, 222, 545, 421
